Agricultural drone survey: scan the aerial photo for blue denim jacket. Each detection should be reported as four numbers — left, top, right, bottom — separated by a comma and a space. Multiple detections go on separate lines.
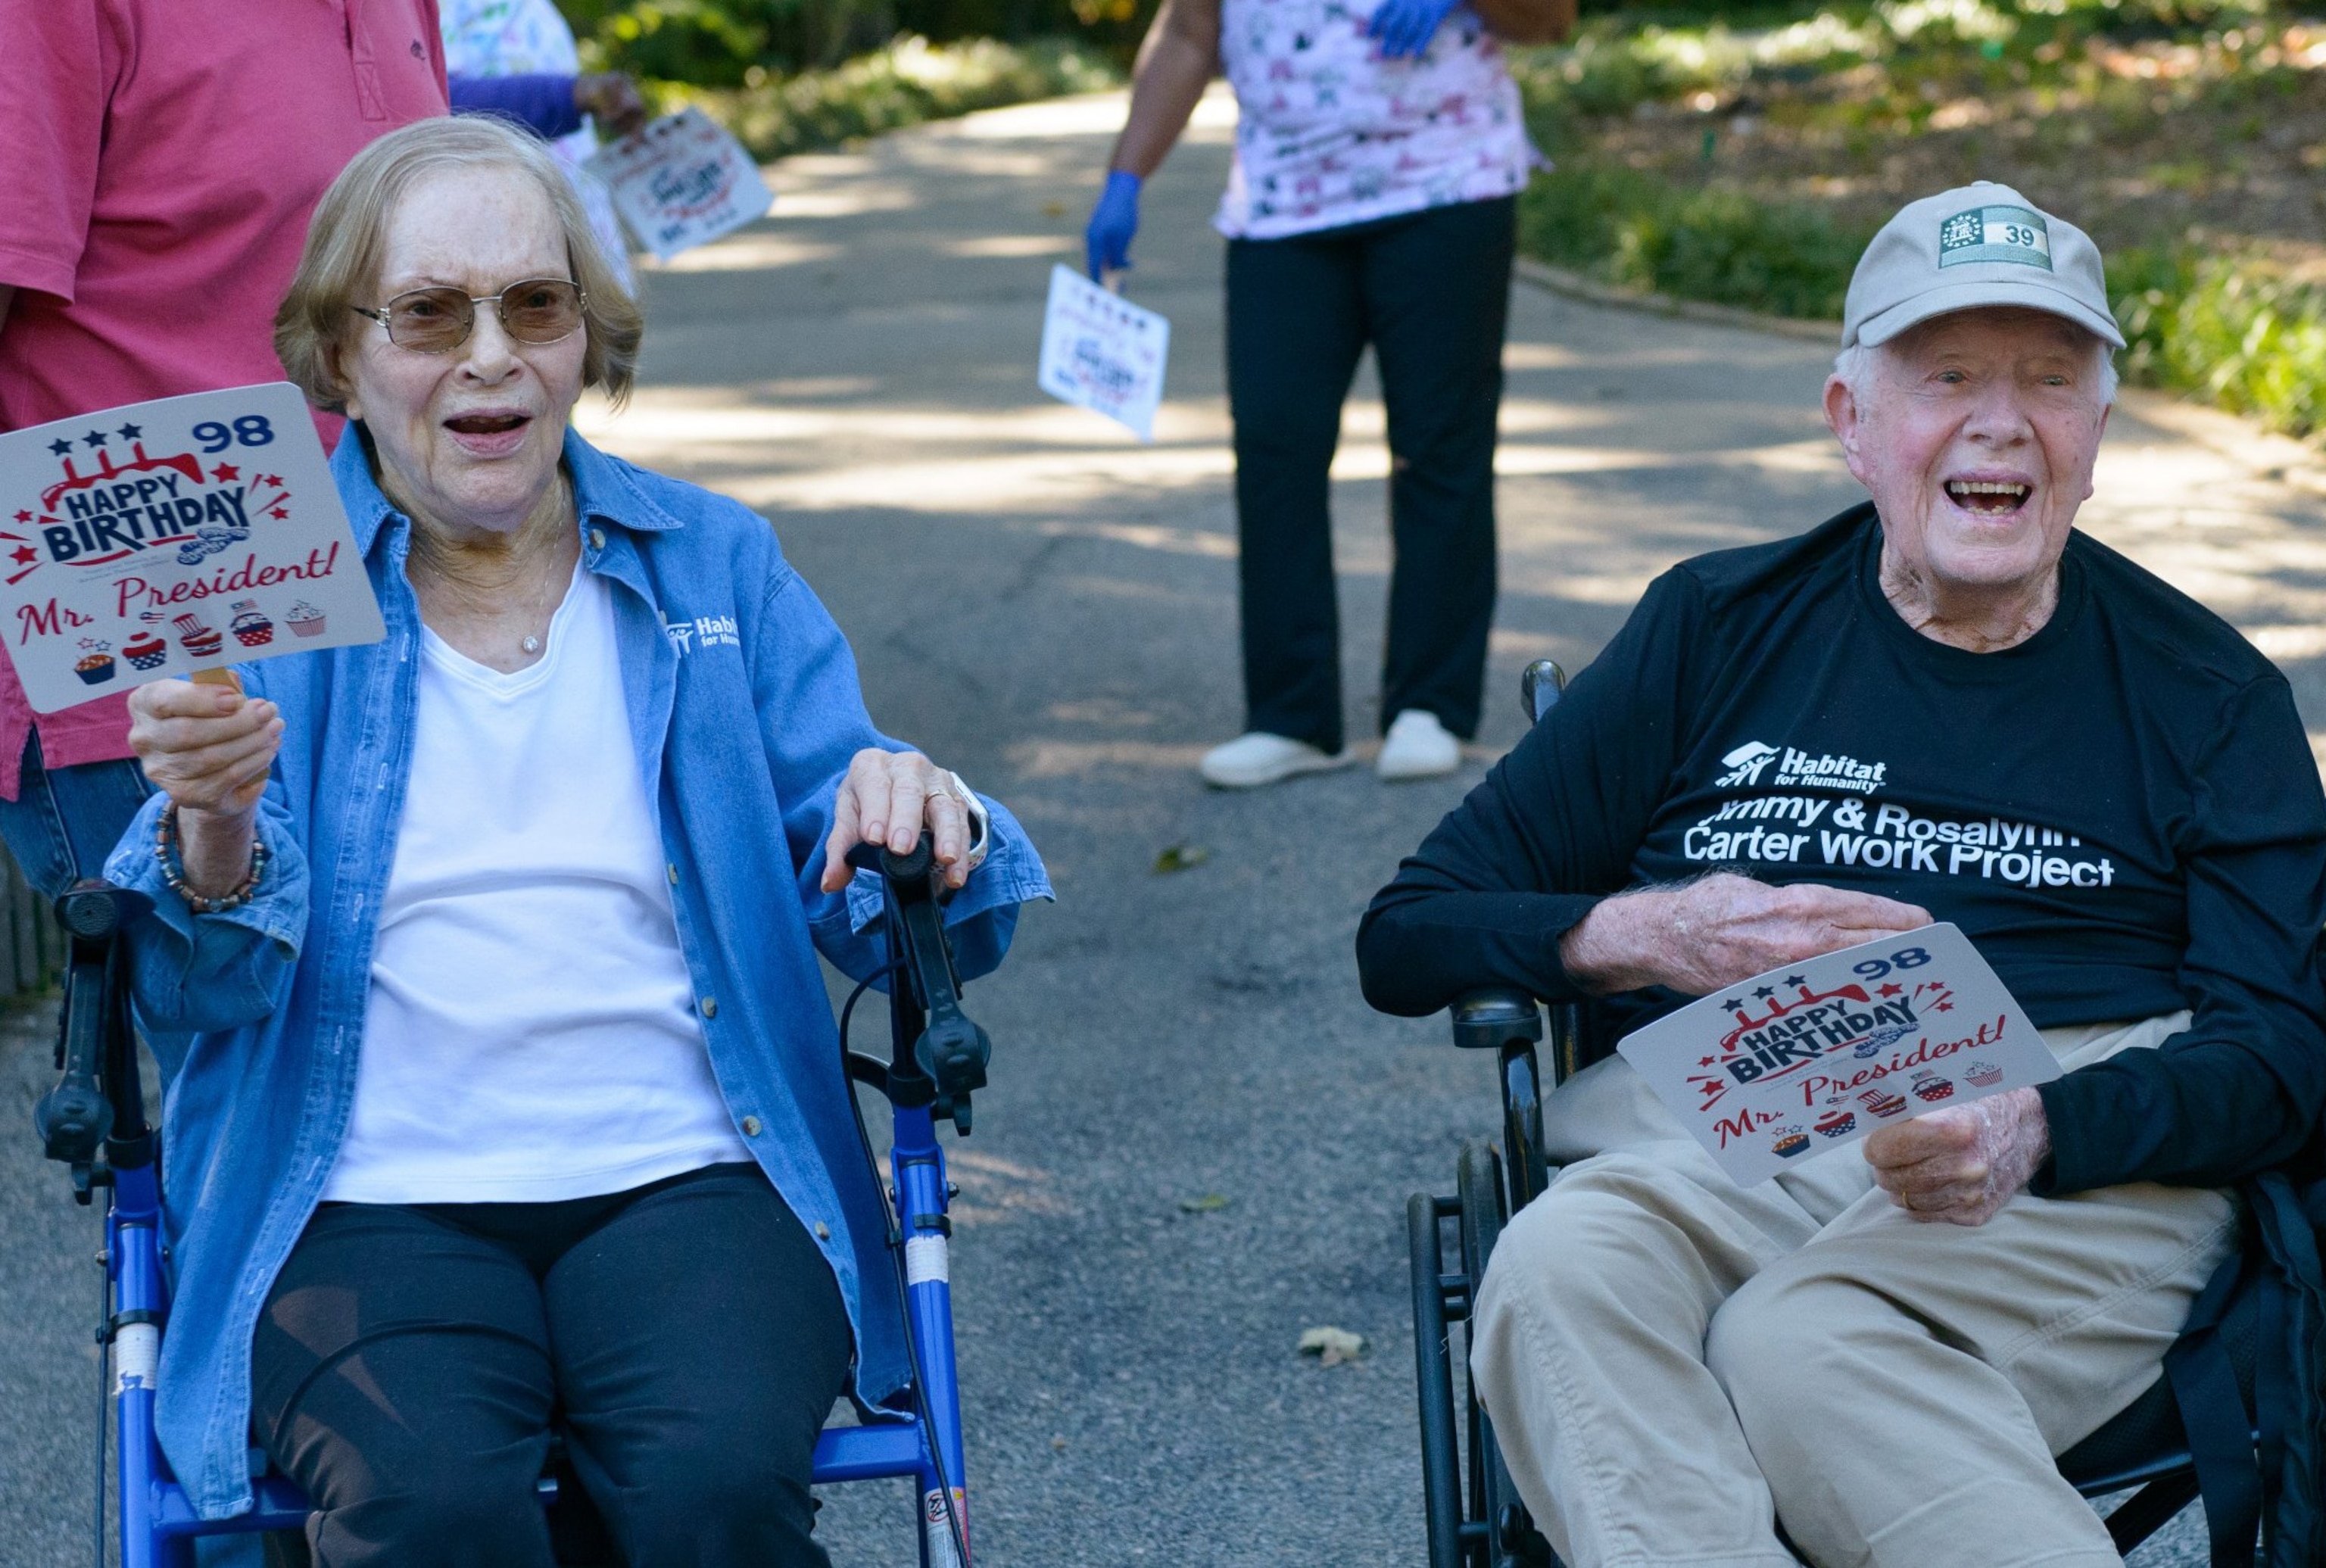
106, 428, 1052, 1521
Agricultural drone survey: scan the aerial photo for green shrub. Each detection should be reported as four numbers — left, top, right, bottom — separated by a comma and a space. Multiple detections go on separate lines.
1520, 161, 1870, 320
691, 34, 1119, 159
568, 0, 1155, 79
2116, 248, 2326, 439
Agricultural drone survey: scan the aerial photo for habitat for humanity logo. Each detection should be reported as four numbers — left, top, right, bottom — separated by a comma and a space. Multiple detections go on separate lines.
1716, 740, 1887, 796
663, 614, 739, 655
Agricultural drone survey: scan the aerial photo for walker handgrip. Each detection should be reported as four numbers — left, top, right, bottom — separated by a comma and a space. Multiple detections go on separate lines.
846, 837, 936, 887
36, 881, 150, 1189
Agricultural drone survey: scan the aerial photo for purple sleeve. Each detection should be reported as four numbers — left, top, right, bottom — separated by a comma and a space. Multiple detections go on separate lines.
446, 73, 584, 141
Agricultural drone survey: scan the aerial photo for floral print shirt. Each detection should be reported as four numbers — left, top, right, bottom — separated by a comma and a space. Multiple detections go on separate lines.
1215, 0, 1536, 240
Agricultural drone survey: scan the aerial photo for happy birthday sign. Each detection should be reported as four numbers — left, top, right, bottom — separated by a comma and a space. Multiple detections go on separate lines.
0, 384, 384, 712
1037, 265, 1170, 442
1617, 923, 2059, 1185
586, 107, 775, 262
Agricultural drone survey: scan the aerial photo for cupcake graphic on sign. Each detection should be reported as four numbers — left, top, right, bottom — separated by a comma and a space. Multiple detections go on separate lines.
123, 631, 167, 671
1859, 1085, 1909, 1118
1771, 1124, 1810, 1159
286, 600, 326, 638
75, 638, 115, 685
229, 600, 274, 647
1910, 1069, 1956, 1104
1814, 1105, 1857, 1139
1963, 1060, 2003, 1089
173, 613, 223, 659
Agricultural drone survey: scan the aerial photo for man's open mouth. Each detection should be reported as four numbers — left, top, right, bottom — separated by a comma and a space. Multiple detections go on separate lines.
1944, 479, 2031, 515
445, 413, 528, 435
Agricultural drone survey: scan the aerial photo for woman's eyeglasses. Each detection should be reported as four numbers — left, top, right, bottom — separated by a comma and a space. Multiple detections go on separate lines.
351, 279, 588, 354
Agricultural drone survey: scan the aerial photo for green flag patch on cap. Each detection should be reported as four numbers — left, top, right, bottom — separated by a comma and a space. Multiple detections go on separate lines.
1937, 205, 2053, 271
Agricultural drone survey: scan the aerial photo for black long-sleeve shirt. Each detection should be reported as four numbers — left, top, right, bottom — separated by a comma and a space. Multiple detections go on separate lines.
1357, 505, 2326, 1195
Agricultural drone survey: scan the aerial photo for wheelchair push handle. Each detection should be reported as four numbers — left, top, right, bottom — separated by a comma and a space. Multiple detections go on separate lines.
35, 879, 154, 1199
1520, 659, 1567, 725
844, 833, 992, 1135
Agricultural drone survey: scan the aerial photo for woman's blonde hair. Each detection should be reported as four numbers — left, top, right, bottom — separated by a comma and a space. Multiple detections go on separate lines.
275, 116, 643, 414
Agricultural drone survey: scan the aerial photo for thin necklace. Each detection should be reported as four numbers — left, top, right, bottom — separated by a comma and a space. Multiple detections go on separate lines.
410, 475, 574, 661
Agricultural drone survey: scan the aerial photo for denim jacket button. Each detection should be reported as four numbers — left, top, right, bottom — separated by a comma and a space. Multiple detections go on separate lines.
741, 1115, 762, 1136
666, 862, 679, 885
699, 996, 718, 1018
815, 1221, 831, 1241
588, 527, 606, 551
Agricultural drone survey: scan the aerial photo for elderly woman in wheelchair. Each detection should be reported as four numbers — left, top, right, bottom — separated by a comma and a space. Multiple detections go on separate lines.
103, 114, 1049, 1566
1360, 185, 2326, 1568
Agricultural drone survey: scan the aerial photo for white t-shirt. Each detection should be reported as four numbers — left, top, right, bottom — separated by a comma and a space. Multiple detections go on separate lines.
322, 562, 753, 1204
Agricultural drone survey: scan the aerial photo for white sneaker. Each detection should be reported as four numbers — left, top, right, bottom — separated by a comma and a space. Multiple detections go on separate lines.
1377, 709, 1462, 781
1199, 731, 1356, 789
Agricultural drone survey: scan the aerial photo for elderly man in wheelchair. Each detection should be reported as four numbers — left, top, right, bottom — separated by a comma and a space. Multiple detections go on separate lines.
1359, 183, 2326, 1568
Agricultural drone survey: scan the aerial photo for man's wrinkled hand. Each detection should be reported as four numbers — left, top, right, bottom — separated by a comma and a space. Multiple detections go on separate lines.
1863, 1086, 2050, 1227
1560, 872, 1932, 996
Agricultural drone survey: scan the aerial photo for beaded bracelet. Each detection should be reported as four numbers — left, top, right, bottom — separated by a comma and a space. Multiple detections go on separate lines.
155, 803, 270, 915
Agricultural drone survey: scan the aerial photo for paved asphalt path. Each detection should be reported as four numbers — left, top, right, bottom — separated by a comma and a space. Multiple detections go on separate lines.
13, 86, 2326, 1567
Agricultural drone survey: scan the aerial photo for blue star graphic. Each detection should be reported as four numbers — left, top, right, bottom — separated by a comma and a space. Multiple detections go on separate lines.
1720, 998, 1742, 1012
1753, 985, 1776, 999
48, 439, 72, 457
117, 422, 142, 440
83, 429, 108, 448
1782, 974, 1807, 987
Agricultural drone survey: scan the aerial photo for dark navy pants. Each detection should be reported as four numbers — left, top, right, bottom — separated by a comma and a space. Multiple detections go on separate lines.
1225, 195, 1517, 754
252, 1162, 852, 1568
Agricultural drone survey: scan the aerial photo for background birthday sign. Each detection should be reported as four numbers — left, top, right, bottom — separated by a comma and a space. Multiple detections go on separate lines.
1617, 923, 2059, 1186
1037, 265, 1171, 441
587, 107, 775, 262
0, 384, 384, 713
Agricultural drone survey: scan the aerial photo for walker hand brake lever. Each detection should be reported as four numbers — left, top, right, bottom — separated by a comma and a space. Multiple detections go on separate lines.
845, 837, 992, 1134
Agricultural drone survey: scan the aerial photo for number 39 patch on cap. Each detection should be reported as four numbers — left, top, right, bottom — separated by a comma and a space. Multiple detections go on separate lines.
1938, 205, 2053, 270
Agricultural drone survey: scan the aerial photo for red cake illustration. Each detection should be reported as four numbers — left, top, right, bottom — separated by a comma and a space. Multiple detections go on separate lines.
1911, 1069, 1956, 1104
229, 600, 274, 647
173, 613, 223, 659
1814, 1107, 1857, 1138
285, 600, 327, 638
1771, 1127, 1810, 1159
1859, 1086, 1909, 1118
123, 632, 167, 671
1963, 1061, 2003, 1089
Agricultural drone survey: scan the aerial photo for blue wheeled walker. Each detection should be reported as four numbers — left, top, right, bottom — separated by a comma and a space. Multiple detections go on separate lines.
1405, 660, 2263, 1568
36, 832, 990, 1566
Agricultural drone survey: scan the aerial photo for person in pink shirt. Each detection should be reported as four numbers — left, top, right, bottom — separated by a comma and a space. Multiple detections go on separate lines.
0, 0, 446, 909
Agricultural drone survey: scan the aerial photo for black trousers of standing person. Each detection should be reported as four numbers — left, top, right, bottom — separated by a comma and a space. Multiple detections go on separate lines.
251, 1162, 853, 1568
1225, 194, 1517, 756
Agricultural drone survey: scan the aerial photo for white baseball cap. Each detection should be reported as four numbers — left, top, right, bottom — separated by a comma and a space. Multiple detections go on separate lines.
1841, 182, 2124, 351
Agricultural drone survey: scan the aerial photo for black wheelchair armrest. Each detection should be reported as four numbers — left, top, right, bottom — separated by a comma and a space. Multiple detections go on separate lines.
1449, 989, 1545, 1052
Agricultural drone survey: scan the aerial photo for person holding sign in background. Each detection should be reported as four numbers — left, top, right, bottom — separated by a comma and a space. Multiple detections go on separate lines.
108, 117, 1052, 1565
441, 0, 649, 293
1087, 0, 1573, 787
1358, 186, 2326, 1568
0, 0, 444, 921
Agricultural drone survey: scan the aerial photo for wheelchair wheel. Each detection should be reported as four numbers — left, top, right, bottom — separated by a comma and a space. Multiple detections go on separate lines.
1455, 1146, 1553, 1568
1457, 1143, 1505, 1562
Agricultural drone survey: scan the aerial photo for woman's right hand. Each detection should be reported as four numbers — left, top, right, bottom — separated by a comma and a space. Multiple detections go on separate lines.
129, 679, 284, 818
129, 681, 284, 897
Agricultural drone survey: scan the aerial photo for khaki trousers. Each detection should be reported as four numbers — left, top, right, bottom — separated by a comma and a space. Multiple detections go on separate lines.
1469, 1014, 2237, 1568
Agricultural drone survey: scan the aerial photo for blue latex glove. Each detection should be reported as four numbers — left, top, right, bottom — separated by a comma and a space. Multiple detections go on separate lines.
1086, 170, 1143, 282
1368, 0, 1461, 58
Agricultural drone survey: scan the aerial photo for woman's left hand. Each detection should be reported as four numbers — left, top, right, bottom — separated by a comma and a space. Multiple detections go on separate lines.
820, 750, 979, 893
